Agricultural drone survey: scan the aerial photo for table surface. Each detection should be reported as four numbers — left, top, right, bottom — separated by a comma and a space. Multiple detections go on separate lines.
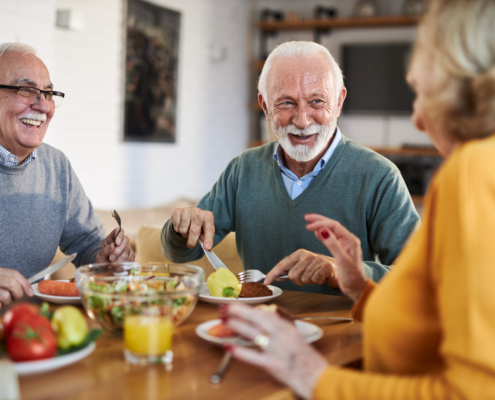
18, 291, 362, 400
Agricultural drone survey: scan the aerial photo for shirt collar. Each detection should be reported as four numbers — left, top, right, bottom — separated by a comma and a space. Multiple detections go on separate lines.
0, 144, 37, 167
273, 126, 342, 173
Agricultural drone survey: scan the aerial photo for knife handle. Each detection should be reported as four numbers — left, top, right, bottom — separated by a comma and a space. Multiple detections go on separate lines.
210, 351, 232, 384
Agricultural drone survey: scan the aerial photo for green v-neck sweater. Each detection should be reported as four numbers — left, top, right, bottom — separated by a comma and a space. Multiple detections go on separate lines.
162, 135, 419, 295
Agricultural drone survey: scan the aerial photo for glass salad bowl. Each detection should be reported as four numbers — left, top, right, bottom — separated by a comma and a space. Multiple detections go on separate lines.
76, 262, 204, 334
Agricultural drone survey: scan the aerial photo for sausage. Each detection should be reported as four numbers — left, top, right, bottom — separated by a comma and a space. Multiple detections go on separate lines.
38, 280, 79, 297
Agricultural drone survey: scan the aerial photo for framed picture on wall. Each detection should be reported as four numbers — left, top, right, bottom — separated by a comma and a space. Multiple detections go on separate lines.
124, 0, 180, 143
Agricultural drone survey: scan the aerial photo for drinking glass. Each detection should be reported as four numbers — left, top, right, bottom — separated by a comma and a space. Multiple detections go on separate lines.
123, 295, 174, 366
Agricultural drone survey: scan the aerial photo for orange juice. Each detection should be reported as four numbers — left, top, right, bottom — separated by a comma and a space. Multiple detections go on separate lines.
124, 315, 173, 355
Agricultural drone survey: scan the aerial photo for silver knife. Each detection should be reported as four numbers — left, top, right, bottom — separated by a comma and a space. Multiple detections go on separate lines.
28, 253, 77, 284
198, 239, 229, 270
295, 316, 354, 322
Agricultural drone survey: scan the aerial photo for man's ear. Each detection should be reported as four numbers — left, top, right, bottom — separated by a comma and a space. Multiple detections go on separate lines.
258, 93, 270, 120
336, 87, 347, 118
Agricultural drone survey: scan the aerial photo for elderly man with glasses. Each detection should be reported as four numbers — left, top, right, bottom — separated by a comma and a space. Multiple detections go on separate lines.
0, 43, 134, 308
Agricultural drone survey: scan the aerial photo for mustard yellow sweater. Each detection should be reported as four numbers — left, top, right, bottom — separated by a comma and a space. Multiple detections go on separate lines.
314, 134, 495, 399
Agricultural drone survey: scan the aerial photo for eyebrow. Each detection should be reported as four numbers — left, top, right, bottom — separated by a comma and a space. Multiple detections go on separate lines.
11, 78, 54, 89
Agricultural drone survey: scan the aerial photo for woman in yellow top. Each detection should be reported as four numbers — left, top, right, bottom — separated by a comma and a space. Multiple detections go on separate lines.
221, 0, 495, 398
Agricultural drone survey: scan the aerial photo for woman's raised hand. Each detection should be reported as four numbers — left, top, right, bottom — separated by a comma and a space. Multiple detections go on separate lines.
305, 213, 369, 302
222, 304, 328, 400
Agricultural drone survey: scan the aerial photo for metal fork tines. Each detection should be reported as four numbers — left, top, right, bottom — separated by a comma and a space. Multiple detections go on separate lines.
237, 269, 288, 283
111, 209, 122, 239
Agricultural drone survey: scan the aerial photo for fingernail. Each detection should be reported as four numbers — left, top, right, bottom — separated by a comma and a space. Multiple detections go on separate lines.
321, 230, 330, 239
218, 304, 229, 314
28, 288, 34, 296
221, 316, 229, 323
110, 255, 115, 262
223, 344, 234, 352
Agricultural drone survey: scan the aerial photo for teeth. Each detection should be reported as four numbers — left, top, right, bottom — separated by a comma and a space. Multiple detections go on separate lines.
20, 118, 42, 127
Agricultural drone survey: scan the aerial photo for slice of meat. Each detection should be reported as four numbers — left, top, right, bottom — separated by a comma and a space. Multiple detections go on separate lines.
239, 282, 273, 298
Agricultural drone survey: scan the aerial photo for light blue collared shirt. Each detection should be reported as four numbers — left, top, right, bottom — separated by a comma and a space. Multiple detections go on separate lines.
0, 144, 36, 167
273, 127, 342, 200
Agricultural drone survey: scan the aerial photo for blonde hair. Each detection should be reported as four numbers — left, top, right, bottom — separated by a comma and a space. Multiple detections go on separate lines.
258, 41, 344, 103
415, 0, 495, 140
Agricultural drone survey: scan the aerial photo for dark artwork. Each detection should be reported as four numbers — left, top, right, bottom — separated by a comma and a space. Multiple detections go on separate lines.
124, 0, 180, 143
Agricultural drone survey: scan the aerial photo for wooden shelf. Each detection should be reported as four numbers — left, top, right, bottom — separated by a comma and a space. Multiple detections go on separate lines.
257, 15, 421, 32
370, 146, 440, 157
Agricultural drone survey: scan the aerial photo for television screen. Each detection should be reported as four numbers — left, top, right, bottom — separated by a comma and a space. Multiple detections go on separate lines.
342, 43, 414, 114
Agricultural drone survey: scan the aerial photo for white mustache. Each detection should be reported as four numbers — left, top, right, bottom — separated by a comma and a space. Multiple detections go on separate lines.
280, 124, 321, 136
19, 112, 47, 122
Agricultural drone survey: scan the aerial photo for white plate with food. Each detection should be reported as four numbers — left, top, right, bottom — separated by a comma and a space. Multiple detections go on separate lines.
32, 280, 81, 305
196, 319, 323, 346
198, 282, 282, 305
14, 342, 95, 376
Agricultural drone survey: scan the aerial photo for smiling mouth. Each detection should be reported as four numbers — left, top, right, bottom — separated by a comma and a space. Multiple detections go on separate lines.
290, 133, 316, 141
20, 118, 43, 127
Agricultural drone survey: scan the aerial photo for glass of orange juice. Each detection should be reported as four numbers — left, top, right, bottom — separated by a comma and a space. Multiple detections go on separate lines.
123, 295, 174, 366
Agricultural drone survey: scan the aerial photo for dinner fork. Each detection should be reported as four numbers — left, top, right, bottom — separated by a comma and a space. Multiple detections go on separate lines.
237, 269, 289, 283
111, 209, 122, 241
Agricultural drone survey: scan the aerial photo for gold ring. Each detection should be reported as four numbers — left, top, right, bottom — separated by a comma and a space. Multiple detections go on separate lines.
253, 334, 270, 351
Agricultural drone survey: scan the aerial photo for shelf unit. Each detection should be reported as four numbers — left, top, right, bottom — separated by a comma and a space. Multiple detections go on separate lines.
257, 15, 421, 32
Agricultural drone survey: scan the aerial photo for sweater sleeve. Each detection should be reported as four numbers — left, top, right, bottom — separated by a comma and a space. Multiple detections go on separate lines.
161, 157, 239, 263
58, 161, 105, 267
312, 142, 495, 400
363, 166, 420, 281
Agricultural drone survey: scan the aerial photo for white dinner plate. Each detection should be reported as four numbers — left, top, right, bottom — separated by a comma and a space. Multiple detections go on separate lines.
32, 280, 81, 305
198, 282, 282, 305
196, 319, 323, 346
14, 342, 95, 376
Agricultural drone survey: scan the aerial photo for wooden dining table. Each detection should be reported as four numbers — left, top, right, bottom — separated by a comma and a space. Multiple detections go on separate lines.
18, 291, 362, 400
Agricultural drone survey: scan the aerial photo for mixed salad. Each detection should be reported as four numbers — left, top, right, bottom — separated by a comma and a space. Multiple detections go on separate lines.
82, 271, 196, 332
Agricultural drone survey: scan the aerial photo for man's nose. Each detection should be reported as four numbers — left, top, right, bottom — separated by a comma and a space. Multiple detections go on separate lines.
31, 93, 52, 113
292, 104, 313, 130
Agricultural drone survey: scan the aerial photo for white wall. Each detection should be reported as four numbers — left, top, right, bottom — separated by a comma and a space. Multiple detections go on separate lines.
0, 0, 250, 209
0, 0, 55, 66
251, 0, 432, 148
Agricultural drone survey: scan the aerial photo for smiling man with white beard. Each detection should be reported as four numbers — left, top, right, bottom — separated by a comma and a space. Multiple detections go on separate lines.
162, 41, 420, 295
0, 43, 135, 307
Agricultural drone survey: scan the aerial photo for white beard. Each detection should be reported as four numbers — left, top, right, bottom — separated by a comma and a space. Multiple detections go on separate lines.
271, 120, 337, 163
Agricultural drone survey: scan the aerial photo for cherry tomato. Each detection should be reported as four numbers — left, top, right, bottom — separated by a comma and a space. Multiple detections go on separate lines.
7, 322, 57, 361
2, 303, 39, 338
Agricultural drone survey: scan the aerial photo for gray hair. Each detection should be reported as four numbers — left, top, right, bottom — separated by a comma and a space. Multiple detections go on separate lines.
258, 41, 344, 103
0, 43, 37, 60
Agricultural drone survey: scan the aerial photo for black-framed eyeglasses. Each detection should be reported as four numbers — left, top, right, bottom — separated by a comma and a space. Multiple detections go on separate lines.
0, 84, 65, 108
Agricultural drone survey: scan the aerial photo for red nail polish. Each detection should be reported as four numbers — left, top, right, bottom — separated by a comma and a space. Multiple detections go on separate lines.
218, 304, 229, 313
221, 316, 229, 323
224, 344, 234, 352
321, 230, 330, 239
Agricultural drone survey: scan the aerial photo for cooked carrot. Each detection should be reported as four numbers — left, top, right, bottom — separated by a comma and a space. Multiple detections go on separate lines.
38, 280, 79, 297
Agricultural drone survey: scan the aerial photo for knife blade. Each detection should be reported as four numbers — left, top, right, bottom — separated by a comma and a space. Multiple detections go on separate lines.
28, 253, 77, 284
198, 239, 229, 270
